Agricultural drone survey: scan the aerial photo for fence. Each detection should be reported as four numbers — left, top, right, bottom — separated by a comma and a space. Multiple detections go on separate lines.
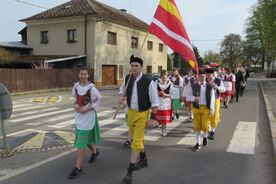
0, 69, 94, 93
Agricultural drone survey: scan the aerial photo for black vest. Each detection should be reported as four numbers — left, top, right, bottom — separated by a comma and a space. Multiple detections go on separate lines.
125, 74, 152, 112
191, 82, 212, 109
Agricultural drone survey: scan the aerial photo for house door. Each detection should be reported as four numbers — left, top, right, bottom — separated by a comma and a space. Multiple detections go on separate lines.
102, 65, 116, 86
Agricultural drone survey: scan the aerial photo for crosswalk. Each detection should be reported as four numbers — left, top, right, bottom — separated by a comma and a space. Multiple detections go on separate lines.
3, 101, 258, 154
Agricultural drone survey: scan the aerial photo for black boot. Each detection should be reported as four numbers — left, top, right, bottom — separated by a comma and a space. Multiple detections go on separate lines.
89, 148, 99, 163
176, 113, 179, 119
122, 163, 135, 184
133, 152, 148, 170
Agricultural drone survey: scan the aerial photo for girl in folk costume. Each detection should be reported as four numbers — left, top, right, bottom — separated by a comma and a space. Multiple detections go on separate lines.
171, 68, 184, 119
182, 69, 196, 122
156, 70, 175, 136
69, 67, 101, 179
221, 67, 235, 108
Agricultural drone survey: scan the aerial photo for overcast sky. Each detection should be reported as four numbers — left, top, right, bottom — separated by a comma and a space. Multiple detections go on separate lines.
0, 0, 256, 56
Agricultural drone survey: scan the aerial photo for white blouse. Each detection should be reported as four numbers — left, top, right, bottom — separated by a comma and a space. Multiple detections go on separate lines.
72, 82, 101, 130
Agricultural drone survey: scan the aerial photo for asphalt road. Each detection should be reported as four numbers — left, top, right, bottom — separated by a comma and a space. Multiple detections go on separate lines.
0, 80, 276, 184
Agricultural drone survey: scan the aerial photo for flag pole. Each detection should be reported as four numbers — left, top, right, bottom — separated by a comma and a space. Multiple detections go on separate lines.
113, 31, 149, 119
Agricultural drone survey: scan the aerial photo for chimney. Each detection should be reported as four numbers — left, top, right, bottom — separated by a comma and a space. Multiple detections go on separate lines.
120, 9, 127, 13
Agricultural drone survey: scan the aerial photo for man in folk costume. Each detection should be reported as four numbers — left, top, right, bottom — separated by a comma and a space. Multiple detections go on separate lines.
119, 55, 159, 184
190, 69, 215, 152
156, 70, 175, 136
171, 68, 184, 119
205, 68, 225, 140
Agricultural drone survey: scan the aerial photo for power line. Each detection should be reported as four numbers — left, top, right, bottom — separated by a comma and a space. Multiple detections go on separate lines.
191, 39, 223, 42
13, 0, 49, 10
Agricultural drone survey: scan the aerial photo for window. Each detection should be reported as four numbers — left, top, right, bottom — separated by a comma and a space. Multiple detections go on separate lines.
147, 41, 153, 51
159, 43, 163, 52
147, 66, 152, 73
158, 66, 163, 73
107, 31, 117, 45
67, 29, 77, 43
131, 37, 138, 48
40, 31, 48, 44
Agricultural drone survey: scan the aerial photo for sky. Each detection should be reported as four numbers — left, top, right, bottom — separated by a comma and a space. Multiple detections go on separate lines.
0, 0, 257, 56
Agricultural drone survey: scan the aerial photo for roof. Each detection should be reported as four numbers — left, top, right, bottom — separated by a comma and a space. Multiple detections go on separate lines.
20, 0, 149, 31
0, 42, 32, 49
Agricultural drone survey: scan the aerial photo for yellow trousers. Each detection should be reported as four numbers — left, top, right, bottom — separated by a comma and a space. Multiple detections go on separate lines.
192, 105, 210, 132
209, 98, 221, 129
128, 109, 150, 152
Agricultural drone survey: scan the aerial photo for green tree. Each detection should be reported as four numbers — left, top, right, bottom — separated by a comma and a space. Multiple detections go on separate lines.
193, 46, 204, 67
220, 33, 243, 67
167, 54, 173, 71
203, 50, 222, 65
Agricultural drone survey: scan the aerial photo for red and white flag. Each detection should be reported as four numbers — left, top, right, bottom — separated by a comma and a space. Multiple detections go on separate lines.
148, 0, 198, 72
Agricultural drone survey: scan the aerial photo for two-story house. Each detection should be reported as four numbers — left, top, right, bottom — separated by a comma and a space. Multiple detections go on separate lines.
20, 0, 168, 86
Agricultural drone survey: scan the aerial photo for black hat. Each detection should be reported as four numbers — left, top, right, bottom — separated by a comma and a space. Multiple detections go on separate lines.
130, 55, 143, 66
199, 69, 206, 75
205, 68, 214, 74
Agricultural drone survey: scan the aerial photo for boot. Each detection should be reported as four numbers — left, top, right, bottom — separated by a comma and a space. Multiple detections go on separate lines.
133, 152, 148, 170
121, 163, 135, 184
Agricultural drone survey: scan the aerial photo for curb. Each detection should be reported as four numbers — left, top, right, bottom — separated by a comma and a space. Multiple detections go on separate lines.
259, 81, 276, 155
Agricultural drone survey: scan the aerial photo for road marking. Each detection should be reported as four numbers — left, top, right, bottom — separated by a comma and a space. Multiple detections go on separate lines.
0, 129, 34, 139
145, 117, 187, 141
13, 105, 44, 112
98, 110, 114, 117
177, 129, 196, 146
227, 121, 257, 155
12, 104, 32, 108
27, 114, 75, 126
9, 108, 73, 123
0, 149, 76, 182
102, 124, 128, 137
48, 119, 74, 129
11, 107, 59, 118
54, 131, 75, 144
99, 117, 118, 126
14, 133, 46, 150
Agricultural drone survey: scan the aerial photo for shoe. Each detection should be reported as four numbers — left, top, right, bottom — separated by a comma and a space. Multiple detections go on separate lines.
121, 173, 132, 184
89, 149, 99, 163
193, 143, 201, 152
162, 132, 167, 137
208, 131, 215, 140
176, 113, 179, 119
203, 138, 208, 146
225, 104, 228, 108
229, 100, 233, 103
123, 140, 131, 148
133, 159, 148, 170
188, 117, 193, 122
68, 167, 82, 179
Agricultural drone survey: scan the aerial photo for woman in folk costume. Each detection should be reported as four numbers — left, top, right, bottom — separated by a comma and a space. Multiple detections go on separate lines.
182, 69, 196, 122
221, 67, 235, 108
156, 70, 175, 136
171, 68, 184, 119
205, 68, 225, 140
69, 67, 101, 179
189, 69, 215, 152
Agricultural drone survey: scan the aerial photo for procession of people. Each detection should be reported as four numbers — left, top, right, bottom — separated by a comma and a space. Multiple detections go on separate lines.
69, 56, 248, 183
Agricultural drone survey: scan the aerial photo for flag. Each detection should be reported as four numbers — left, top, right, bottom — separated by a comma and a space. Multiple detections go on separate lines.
148, 0, 198, 72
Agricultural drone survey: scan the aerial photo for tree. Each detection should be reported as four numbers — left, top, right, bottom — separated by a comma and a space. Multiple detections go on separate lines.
193, 46, 204, 67
167, 54, 173, 71
0, 48, 15, 65
172, 52, 192, 75
203, 50, 222, 65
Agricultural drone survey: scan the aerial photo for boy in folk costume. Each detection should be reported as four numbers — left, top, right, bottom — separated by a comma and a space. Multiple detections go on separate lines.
69, 67, 101, 179
205, 68, 225, 140
156, 70, 175, 136
182, 69, 196, 122
119, 55, 159, 184
171, 68, 184, 119
190, 69, 215, 152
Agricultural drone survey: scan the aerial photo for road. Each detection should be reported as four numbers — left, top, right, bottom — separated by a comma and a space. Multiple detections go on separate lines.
0, 80, 276, 184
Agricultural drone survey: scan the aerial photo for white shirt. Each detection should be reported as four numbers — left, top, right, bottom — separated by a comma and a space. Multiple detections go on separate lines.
171, 76, 184, 99
72, 82, 101, 130
119, 72, 159, 110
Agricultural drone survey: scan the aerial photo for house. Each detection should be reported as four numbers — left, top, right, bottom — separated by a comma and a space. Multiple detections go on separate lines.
20, 0, 168, 86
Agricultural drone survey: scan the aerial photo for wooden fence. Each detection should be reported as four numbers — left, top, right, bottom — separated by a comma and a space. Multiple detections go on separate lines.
0, 69, 94, 93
